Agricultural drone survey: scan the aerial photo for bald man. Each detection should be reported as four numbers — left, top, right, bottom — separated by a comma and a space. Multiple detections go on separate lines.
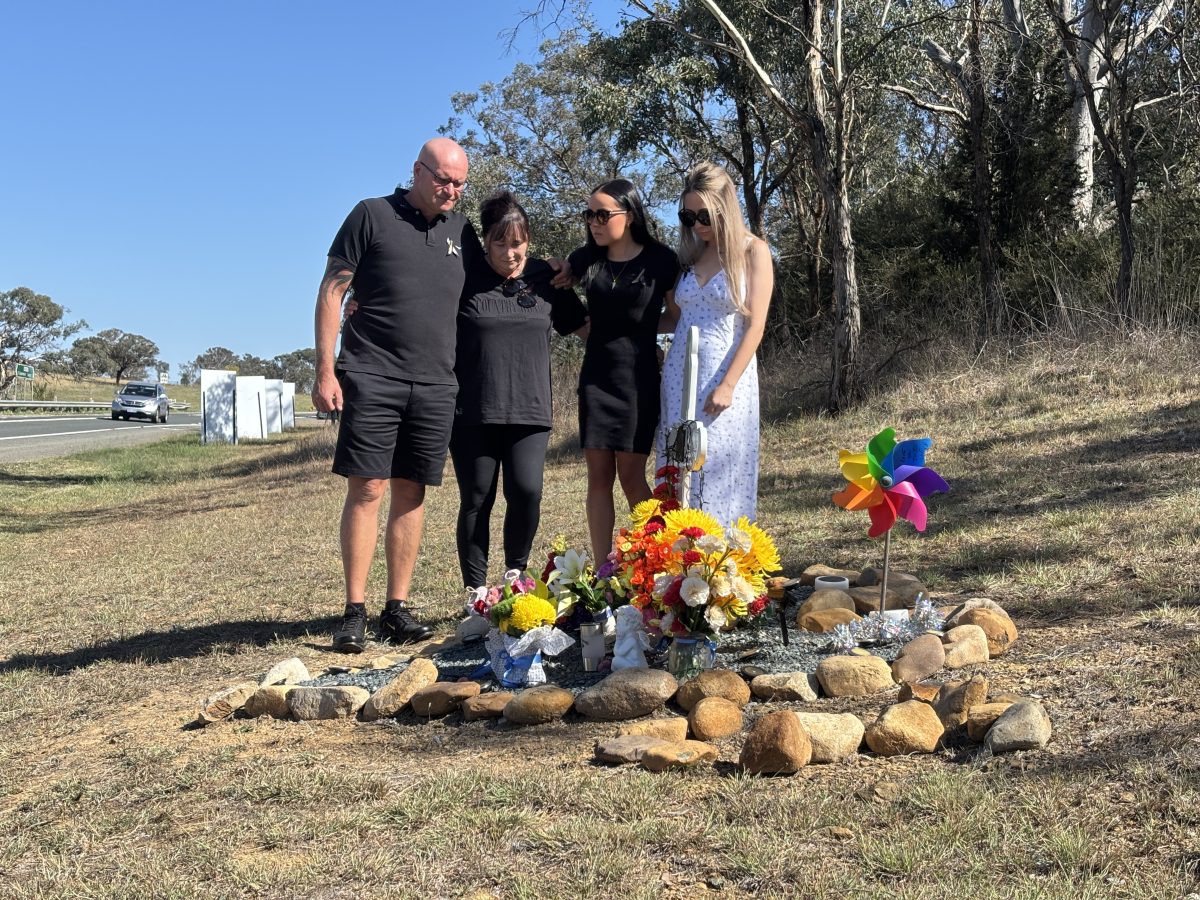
313, 138, 482, 652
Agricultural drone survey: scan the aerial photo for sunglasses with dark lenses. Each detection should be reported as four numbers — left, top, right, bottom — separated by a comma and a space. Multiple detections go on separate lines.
678, 208, 713, 228
502, 278, 538, 308
582, 208, 629, 226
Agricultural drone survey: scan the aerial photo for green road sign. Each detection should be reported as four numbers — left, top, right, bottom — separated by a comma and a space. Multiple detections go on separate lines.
15, 364, 34, 380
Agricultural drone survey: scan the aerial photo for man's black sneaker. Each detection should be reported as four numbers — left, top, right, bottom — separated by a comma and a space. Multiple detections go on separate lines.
332, 603, 367, 653
378, 602, 434, 644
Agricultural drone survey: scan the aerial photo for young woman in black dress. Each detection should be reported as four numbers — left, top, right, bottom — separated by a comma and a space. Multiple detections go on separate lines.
567, 179, 680, 565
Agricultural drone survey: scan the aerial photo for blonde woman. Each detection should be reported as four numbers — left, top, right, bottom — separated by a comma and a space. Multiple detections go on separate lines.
658, 162, 774, 524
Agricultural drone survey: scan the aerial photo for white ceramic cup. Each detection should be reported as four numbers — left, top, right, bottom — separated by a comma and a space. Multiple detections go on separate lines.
812, 575, 850, 593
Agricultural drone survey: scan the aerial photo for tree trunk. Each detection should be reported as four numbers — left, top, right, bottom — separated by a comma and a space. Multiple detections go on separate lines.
1067, 0, 1104, 228
1113, 167, 1135, 316
968, 0, 1001, 333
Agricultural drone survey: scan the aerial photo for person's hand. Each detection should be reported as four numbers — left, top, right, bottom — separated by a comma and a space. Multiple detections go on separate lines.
343, 298, 359, 319
547, 258, 577, 290
312, 368, 343, 414
703, 383, 734, 418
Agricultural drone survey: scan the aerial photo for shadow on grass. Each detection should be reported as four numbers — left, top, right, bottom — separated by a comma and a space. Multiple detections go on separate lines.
0, 494, 255, 535
0, 616, 341, 675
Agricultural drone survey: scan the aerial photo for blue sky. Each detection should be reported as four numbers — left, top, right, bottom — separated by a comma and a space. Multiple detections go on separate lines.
1, 1, 622, 377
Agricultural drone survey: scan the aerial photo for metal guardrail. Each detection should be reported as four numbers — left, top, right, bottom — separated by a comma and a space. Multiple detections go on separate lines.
0, 400, 191, 411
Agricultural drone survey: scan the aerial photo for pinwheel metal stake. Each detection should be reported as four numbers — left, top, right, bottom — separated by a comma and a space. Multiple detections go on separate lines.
833, 428, 949, 614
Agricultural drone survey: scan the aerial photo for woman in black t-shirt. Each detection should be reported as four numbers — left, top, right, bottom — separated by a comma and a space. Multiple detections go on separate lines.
567, 179, 680, 566
451, 192, 589, 589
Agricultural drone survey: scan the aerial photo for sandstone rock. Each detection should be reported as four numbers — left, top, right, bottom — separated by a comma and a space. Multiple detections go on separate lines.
942, 625, 990, 668
849, 586, 908, 614
856, 571, 925, 604
260, 657, 310, 687
410, 681, 481, 718
800, 564, 858, 586
985, 700, 1051, 752
798, 608, 860, 633
675, 669, 751, 711
956, 608, 1018, 657
898, 680, 942, 703
890, 634, 947, 684
750, 671, 820, 702
990, 691, 1025, 704
361, 658, 440, 721
858, 568, 921, 589
816, 655, 895, 697
595, 734, 671, 764
368, 652, 411, 670
943, 598, 1010, 629
641, 740, 719, 772
503, 685, 575, 725
796, 589, 856, 619
199, 681, 258, 722
864, 700, 944, 756
616, 718, 690, 743
967, 701, 1015, 742
462, 692, 514, 722
288, 686, 370, 721
574, 669, 679, 721
740, 710, 812, 774
455, 615, 491, 643
243, 685, 293, 719
792, 712, 865, 763
935, 675, 989, 728
689, 697, 744, 741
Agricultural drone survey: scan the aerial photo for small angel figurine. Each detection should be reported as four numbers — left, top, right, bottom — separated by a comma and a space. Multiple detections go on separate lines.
611, 604, 650, 671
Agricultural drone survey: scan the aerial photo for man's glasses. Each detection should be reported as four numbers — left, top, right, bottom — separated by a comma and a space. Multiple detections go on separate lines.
582, 208, 629, 225
678, 208, 713, 228
418, 160, 468, 191
502, 278, 538, 308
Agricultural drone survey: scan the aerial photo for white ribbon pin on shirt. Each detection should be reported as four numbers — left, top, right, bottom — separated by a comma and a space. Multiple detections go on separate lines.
447, 238, 461, 256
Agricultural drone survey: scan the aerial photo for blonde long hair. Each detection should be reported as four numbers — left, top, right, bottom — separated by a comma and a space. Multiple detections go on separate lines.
677, 162, 753, 313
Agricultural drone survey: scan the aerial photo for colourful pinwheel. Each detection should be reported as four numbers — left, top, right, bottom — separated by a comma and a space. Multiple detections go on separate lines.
833, 428, 949, 538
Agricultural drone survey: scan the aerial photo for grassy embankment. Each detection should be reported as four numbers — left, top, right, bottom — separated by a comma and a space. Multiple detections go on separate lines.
0, 335, 1197, 898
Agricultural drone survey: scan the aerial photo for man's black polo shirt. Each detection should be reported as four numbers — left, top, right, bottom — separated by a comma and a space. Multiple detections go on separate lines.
328, 190, 480, 386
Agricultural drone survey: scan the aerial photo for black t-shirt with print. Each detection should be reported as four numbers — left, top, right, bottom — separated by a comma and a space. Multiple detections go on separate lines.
454, 258, 587, 427
328, 190, 481, 386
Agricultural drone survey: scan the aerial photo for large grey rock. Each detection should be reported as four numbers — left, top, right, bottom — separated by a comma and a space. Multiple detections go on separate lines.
575, 669, 679, 721
288, 686, 370, 720
361, 658, 439, 721
985, 700, 1051, 752
260, 657, 310, 687
750, 672, 820, 702
595, 734, 671, 764
792, 712, 865, 763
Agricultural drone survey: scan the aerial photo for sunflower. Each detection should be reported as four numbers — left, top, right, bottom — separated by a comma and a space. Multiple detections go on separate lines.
662, 507, 723, 541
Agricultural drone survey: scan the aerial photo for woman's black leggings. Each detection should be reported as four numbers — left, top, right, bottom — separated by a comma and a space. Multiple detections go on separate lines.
449, 422, 551, 589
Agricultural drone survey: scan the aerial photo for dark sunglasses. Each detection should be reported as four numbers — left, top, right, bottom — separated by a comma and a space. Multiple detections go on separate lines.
502, 278, 538, 308
582, 208, 629, 226
678, 208, 713, 228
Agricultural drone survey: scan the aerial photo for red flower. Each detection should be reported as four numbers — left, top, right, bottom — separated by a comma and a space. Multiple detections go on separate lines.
680, 526, 705, 540
644, 521, 664, 535
652, 482, 673, 499
748, 596, 769, 616
660, 499, 681, 512
655, 465, 680, 479
682, 550, 702, 565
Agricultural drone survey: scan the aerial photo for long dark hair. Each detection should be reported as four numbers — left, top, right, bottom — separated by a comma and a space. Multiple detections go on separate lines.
582, 178, 661, 256
480, 190, 530, 245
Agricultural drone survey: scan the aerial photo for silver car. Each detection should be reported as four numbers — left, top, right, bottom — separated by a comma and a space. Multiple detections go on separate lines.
112, 382, 169, 422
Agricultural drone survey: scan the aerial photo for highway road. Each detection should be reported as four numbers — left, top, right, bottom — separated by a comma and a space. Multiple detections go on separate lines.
0, 413, 202, 465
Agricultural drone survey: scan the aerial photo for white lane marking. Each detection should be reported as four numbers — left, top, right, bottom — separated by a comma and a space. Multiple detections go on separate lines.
0, 416, 117, 424
0, 424, 197, 441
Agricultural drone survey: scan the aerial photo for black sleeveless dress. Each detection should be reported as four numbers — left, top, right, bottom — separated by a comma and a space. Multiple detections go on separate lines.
569, 242, 680, 454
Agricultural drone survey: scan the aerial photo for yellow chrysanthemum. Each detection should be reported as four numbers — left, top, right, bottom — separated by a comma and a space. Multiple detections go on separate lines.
507, 594, 557, 634
662, 507, 723, 539
731, 516, 782, 574
630, 498, 663, 529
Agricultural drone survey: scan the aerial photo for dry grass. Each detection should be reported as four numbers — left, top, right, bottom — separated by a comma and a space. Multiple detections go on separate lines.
1, 335, 1198, 898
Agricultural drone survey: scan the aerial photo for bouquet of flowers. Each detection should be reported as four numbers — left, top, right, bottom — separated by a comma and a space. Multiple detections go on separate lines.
466, 569, 574, 687
616, 467, 782, 640
542, 538, 616, 619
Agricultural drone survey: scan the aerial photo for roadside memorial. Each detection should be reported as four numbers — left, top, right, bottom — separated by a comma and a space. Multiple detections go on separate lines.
234, 375, 267, 440
199, 368, 235, 443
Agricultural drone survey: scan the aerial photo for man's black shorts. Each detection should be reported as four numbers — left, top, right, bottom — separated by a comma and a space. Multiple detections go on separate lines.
332, 370, 456, 485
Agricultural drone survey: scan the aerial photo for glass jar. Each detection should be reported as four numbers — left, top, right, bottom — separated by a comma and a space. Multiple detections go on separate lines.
667, 635, 716, 681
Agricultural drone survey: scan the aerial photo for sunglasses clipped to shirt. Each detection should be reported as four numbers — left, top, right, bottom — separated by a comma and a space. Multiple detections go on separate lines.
678, 208, 713, 228
502, 277, 538, 308
582, 208, 629, 225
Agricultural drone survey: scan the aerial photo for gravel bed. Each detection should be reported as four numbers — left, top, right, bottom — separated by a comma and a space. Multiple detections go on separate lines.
302, 585, 905, 693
